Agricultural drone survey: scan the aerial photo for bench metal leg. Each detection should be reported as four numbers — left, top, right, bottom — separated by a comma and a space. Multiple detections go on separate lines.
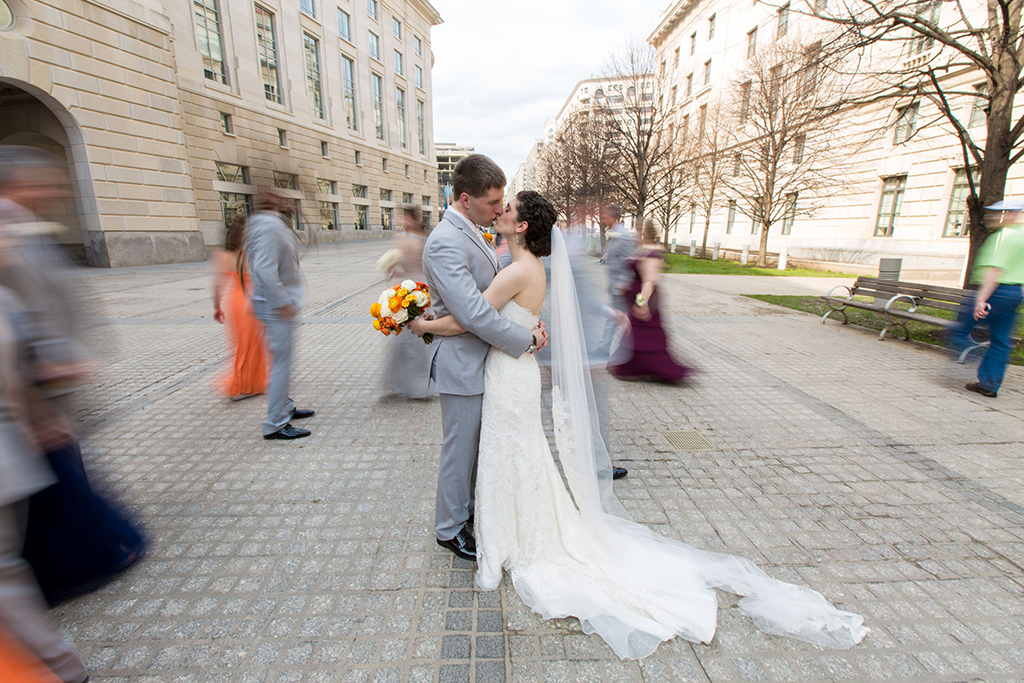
822, 308, 848, 325
958, 342, 987, 364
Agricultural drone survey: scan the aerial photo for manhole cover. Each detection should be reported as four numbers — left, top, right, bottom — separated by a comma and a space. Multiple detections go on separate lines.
659, 430, 716, 451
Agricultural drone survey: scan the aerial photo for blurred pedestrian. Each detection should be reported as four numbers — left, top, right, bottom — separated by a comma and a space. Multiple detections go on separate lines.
0, 285, 87, 683
0, 147, 144, 608
213, 213, 267, 401
246, 189, 315, 439
595, 204, 635, 358
952, 199, 1024, 398
384, 205, 434, 399
609, 218, 692, 384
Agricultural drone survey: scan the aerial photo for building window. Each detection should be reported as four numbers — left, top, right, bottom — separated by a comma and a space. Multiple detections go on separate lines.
382, 158, 388, 172
685, 73, 693, 98
403, 192, 414, 203
671, 85, 677, 106
300, 0, 314, 18
781, 192, 797, 234
740, 81, 751, 123
422, 195, 431, 205
793, 134, 805, 164
394, 50, 403, 76
355, 150, 362, 165
220, 112, 233, 134
659, 60, 666, 77
353, 184, 367, 198
417, 99, 425, 154
273, 171, 297, 189
912, 0, 940, 54
875, 175, 907, 237
369, 31, 379, 60
673, 47, 680, 68
747, 27, 757, 59
366, 0, 377, 20
355, 204, 369, 229
396, 88, 407, 148
423, 170, 428, 182
303, 34, 324, 119
372, 73, 385, 140
194, 0, 227, 83
380, 188, 393, 201
703, 59, 711, 86
777, 3, 790, 38
215, 162, 247, 183
893, 102, 918, 144
690, 31, 697, 55
319, 202, 337, 230
688, 203, 697, 234
733, 152, 742, 175
415, 65, 423, 88
381, 206, 394, 230
698, 104, 707, 137
317, 178, 336, 194
342, 55, 357, 130
708, 14, 716, 39
337, 9, 350, 41
752, 213, 760, 235
320, 140, 329, 157
278, 128, 287, 147
414, 35, 422, 55
255, 5, 281, 103
220, 192, 251, 227
392, 16, 401, 39
969, 83, 988, 128
944, 168, 978, 237
727, 199, 737, 234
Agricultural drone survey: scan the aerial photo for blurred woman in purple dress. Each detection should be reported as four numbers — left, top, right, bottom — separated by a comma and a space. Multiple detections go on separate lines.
609, 219, 692, 384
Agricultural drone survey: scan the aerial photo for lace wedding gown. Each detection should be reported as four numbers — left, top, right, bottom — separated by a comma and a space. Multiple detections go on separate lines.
475, 297, 867, 660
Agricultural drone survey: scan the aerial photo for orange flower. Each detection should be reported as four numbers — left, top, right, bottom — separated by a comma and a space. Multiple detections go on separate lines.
370, 302, 381, 318
389, 296, 401, 312
373, 319, 382, 330
483, 232, 494, 243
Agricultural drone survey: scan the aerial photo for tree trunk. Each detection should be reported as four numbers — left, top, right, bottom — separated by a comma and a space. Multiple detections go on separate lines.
757, 221, 770, 267
700, 212, 711, 260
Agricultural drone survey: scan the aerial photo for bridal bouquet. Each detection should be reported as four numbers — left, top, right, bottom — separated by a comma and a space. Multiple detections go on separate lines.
370, 280, 433, 344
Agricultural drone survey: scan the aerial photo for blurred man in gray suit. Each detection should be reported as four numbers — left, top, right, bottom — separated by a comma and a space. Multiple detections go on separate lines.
246, 190, 315, 440
420, 155, 547, 561
595, 204, 636, 359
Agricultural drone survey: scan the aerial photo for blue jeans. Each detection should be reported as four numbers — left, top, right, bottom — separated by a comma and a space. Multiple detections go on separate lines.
952, 284, 1024, 393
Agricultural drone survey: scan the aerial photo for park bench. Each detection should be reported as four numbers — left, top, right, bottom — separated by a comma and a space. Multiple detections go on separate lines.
821, 276, 987, 363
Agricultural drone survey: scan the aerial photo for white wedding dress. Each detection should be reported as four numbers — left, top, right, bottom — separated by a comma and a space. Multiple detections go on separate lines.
472, 231, 868, 660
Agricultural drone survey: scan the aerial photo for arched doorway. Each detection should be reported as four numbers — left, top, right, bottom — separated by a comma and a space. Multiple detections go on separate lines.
0, 79, 98, 263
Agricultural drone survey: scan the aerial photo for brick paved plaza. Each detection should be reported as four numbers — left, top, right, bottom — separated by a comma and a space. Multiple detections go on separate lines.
56, 239, 1024, 683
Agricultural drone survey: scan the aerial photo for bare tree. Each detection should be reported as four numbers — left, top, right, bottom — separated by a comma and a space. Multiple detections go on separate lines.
810, 0, 1024, 280
687, 99, 732, 258
722, 40, 847, 266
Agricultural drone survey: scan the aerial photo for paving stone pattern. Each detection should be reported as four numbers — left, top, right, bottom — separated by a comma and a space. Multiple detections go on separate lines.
56, 240, 1024, 682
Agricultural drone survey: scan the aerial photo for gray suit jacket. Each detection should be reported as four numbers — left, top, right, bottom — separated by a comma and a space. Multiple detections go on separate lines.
245, 211, 304, 311
605, 223, 636, 299
422, 208, 533, 396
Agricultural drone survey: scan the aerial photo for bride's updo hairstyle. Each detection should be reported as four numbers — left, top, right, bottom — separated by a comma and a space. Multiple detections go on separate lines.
515, 190, 556, 257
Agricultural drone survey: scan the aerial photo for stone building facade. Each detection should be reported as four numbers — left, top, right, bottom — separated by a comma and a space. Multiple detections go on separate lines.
0, 0, 441, 267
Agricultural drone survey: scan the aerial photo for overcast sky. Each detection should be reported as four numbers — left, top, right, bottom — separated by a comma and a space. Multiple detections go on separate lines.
428, 0, 671, 179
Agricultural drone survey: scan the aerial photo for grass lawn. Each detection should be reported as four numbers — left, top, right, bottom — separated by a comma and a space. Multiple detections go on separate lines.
745, 294, 1024, 366
664, 253, 855, 277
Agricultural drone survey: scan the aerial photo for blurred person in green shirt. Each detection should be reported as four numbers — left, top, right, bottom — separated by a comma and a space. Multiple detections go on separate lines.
953, 200, 1024, 398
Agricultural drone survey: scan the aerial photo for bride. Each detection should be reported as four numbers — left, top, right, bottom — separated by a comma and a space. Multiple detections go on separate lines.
409, 191, 867, 659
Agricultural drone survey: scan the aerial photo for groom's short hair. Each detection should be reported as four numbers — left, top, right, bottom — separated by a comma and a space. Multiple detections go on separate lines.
453, 154, 505, 198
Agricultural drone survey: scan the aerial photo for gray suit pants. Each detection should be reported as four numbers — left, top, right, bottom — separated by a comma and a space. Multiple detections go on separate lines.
596, 293, 627, 359
435, 393, 482, 541
254, 300, 296, 436
0, 502, 87, 683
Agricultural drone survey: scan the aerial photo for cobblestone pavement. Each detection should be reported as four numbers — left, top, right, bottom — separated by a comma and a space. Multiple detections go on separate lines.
53, 239, 1024, 683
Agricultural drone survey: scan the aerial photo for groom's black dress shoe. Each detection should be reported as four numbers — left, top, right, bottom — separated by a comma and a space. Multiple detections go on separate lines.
291, 408, 316, 419
437, 528, 476, 561
613, 466, 628, 480
264, 423, 311, 440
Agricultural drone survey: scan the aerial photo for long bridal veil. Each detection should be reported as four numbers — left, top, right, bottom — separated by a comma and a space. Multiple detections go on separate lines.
545, 228, 868, 659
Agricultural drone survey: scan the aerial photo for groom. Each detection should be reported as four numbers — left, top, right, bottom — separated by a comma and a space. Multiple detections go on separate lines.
421, 154, 548, 561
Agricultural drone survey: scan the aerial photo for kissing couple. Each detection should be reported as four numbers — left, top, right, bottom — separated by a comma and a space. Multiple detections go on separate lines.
409, 154, 868, 659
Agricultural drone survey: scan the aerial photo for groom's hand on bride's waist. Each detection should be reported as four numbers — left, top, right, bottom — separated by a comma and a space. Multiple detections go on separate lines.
531, 321, 549, 352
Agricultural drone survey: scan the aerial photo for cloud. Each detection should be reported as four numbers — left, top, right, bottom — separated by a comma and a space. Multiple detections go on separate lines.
428, 0, 669, 177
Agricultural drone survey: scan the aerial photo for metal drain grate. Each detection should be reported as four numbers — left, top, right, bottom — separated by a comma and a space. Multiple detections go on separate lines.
659, 430, 716, 451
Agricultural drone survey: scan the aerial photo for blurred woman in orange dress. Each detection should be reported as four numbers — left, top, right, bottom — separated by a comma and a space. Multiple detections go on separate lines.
213, 214, 267, 400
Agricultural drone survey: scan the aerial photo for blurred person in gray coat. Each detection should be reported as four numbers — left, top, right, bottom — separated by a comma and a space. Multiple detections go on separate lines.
419, 155, 547, 561
0, 285, 88, 683
595, 205, 636, 358
245, 190, 315, 440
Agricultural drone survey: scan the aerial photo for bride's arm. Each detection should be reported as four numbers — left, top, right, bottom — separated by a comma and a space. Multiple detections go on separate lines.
408, 265, 526, 338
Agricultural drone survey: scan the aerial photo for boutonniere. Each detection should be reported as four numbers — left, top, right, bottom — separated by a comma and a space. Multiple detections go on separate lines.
483, 232, 494, 244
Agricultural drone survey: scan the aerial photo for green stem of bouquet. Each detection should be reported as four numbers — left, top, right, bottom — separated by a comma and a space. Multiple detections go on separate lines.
422, 333, 434, 345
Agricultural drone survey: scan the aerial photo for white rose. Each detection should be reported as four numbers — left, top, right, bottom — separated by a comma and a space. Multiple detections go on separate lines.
401, 279, 417, 291
391, 307, 409, 324
413, 291, 429, 307
386, 288, 397, 298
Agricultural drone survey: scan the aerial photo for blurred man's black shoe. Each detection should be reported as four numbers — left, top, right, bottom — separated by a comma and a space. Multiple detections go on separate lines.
613, 466, 628, 480
264, 424, 311, 439
437, 528, 476, 561
291, 408, 316, 419
966, 382, 997, 398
